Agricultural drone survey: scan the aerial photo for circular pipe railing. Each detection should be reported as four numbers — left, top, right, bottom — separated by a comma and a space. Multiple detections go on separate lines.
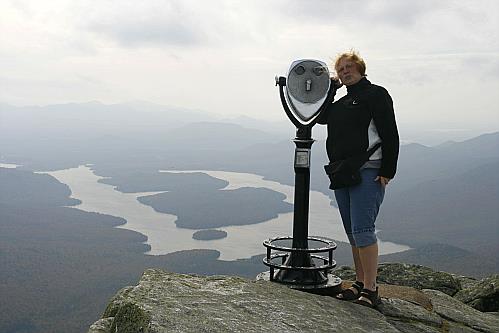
262, 236, 337, 283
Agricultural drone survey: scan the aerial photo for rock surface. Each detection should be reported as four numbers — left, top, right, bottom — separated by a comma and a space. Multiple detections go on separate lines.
377, 263, 461, 296
334, 263, 461, 295
88, 318, 113, 333
423, 289, 499, 332
452, 274, 479, 291
89, 264, 499, 333
454, 274, 499, 312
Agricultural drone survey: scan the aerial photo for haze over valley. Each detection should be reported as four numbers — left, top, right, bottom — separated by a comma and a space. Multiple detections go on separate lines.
1, 101, 498, 333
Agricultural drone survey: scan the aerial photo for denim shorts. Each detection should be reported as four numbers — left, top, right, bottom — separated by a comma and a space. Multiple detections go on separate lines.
334, 168, 385, 247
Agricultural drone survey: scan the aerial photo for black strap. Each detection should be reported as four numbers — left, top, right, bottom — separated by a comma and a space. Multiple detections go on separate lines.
351, 281, 364, 293
366, 142, 382, 158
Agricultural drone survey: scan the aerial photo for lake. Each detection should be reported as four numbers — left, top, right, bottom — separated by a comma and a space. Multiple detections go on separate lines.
0, 163, 20, 168
47, 165, 411, 260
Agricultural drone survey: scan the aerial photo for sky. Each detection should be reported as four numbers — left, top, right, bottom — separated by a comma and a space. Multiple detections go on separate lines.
1, 0, 499, 132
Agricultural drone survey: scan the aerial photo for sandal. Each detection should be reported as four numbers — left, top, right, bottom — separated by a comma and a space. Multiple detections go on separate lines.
335, 281, 364, 301
355, 287, 381, 308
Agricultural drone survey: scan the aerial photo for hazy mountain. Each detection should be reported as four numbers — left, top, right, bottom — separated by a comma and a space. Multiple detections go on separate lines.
163, 121, 282, 150
1, 102, 498, 333
369, 132, 499, 260
395, 132, 498, 191
1, 101, 498, 260
0, 101, 216, 134
379, 159, 499, 255
219, 114, 295, 138
433, 140, 458, 149
379, 243, 498, 278
395, 125, 493, 147
0, 102, 288, 171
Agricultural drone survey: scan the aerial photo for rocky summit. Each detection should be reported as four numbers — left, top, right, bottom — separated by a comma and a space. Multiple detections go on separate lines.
89, 263, 499, 333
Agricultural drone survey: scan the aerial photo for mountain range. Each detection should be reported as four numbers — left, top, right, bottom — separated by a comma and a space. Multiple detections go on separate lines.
0, 101, 498, 333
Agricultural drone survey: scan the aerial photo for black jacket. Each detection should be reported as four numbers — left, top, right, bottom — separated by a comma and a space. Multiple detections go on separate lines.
317, 77, 399, 178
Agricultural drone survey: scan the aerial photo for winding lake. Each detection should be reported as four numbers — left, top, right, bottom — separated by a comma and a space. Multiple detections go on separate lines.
47, 165, 411, 260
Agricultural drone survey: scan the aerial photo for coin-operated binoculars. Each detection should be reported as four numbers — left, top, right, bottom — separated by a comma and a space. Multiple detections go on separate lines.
258, 60, 341, 294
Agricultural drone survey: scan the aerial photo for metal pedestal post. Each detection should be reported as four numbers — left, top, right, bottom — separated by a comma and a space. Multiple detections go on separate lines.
273, 127, 328, 285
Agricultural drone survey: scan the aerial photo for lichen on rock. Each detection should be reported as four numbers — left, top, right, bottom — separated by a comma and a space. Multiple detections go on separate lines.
89, 265, 499, 333
377, 263, 461, 296
335, 263, 462, 295
111, 302, 151, 333
423, 289, 499, 332
91, 269, 400, 332
454, 274, 499, 312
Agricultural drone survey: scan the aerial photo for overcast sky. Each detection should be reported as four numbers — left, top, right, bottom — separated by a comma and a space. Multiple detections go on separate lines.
1, 0, 498, 132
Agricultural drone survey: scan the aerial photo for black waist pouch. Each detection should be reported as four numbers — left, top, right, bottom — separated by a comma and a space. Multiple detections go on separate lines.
324, 143, 382, 190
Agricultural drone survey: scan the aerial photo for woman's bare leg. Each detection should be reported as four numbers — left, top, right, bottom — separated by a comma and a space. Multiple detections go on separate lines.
351, 245, 364, 282
358, 242, 378, 291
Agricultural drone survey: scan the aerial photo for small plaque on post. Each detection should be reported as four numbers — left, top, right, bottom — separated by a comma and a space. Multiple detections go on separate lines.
294, 148, 310, 168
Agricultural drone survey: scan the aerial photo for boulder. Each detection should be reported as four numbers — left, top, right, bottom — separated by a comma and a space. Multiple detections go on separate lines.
385, 319, 442, 333
452, 274, 479, 291
89, 268, 499, 333
377, 263, 461, 296
454, 274, 499, 312
96, 269, 400, 333
378, 297, 442, 326
332, 265, 356, 281
423, 289, 499, 333
88, 318, 113, 333
335, 263, 462, 296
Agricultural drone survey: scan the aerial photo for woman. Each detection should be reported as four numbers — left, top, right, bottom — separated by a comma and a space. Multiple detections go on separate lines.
318, 50, 399, 308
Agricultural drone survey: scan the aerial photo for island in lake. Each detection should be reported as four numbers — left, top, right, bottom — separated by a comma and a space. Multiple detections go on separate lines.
192, 229, 228, 240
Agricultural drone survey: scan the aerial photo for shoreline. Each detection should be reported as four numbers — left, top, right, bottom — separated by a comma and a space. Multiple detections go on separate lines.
42, 165, 411, 260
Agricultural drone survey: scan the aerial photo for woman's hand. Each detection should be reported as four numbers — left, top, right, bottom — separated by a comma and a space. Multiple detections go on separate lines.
331, 77, 343, 89
375, 176, 391, 187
